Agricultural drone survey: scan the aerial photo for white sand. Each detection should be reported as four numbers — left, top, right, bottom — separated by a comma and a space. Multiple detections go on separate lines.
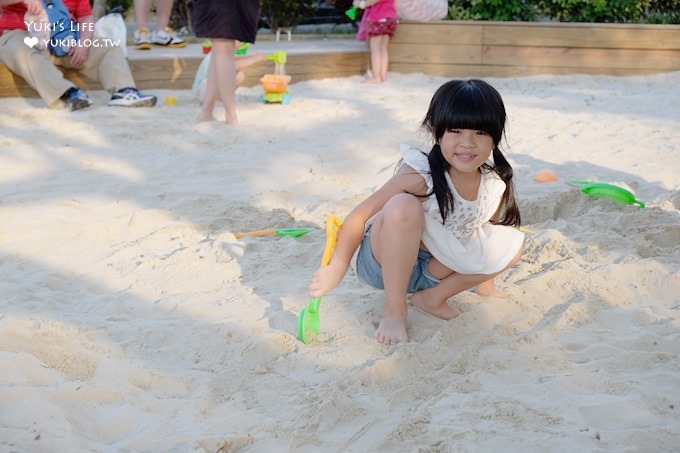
1, 71, 679, 452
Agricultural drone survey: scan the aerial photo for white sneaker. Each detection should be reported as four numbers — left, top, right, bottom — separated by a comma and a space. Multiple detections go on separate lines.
134, 27, 151, 50
109, 87, 157, 107
151, 29, 187, 48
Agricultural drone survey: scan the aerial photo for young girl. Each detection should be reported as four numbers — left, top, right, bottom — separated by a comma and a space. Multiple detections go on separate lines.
309, 79, 524, 345
354, 0, 398, 84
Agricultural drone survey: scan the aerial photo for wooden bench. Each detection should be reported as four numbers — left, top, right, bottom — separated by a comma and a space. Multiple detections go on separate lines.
0, 38, 368, 98
390, 20, 680, 77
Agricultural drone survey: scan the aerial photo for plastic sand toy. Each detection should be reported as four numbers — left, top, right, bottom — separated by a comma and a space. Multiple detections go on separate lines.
297, 215, 342, 344
570, 180, 645, 208
260, 51, 291, 104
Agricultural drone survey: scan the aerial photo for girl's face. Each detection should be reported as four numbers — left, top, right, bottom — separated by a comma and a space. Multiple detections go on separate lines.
439, 128, 494, 175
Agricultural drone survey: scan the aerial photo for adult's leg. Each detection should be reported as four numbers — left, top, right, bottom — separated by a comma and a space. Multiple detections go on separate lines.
200, 39, 237, 124
59, 46, 135, 93
0, 30, 74, 107
369, 193, 425, 344
199, 56, 217, 120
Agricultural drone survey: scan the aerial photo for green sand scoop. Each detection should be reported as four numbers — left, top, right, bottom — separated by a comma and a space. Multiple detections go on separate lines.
570, 180, 645, 208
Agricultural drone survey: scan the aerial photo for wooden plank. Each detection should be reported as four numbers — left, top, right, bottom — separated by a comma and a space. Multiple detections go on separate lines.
391, 43, 481, 65
241, 52, 367, 87
476, 65, 664, 76
387, 63, 487, 78
389, 62, 666, 77
483, 46, 680, 71
128, 57, 201, 90
392, 21, 482, 45
483, 23, 680, 50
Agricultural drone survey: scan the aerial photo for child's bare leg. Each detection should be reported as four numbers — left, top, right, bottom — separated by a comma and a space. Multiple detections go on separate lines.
411, 272, 492, 319
370, 194, 425, 344
377, 35, 389, 82
412, 246, 523, 318
364, 36, 384, 84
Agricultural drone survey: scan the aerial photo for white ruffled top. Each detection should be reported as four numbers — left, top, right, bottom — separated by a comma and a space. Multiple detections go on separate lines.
400, 144, 524, 275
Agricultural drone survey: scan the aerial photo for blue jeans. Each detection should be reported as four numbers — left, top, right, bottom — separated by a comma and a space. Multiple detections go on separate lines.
355, 226, 440, 293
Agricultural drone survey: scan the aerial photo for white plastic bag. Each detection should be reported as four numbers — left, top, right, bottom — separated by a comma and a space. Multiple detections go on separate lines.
396, 0, 448, 21
192, 53, 211, 98
94, 12, 127, 57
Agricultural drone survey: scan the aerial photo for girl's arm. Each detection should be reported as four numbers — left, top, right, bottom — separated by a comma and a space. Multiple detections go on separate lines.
309, 167, 427, 297
235, 52, 265, 71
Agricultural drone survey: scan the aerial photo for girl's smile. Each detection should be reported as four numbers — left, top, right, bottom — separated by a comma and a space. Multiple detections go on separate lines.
439, 128, 494, 175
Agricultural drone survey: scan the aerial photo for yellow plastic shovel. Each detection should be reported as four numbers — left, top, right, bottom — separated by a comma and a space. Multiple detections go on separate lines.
297, 215, 342, 344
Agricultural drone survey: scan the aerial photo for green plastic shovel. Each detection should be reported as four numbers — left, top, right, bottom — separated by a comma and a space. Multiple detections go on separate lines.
233, 227, 310, 240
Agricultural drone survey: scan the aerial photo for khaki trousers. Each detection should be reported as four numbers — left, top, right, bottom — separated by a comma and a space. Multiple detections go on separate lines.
0, 29, 135, 107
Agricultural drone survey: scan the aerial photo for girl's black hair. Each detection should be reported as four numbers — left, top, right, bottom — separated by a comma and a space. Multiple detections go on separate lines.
420, 79, 521, 227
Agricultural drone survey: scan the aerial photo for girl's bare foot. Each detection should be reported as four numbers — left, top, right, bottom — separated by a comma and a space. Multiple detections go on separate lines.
476, 280, 509, 298
411, 290, 460, 320
375, 315, 408, 345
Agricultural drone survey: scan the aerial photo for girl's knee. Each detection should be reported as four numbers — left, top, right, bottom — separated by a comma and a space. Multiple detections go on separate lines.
382, 194, 424, 229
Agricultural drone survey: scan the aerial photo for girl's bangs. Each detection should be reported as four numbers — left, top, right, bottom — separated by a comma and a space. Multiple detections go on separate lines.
443, 88, 502, 138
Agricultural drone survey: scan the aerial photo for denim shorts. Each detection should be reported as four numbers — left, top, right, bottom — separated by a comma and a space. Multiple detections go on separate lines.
355, 226, 440, 293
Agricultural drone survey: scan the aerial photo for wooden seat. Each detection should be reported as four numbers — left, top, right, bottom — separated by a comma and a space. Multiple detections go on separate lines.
389, 21, 680, 77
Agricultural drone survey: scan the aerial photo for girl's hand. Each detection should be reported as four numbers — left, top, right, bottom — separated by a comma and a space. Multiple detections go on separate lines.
309, 260, 347, 297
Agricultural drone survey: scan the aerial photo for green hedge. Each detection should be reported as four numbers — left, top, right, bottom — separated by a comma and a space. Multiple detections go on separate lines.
447, 0, 680, 23
94, 0, 680, 29
260, 0, 314, 30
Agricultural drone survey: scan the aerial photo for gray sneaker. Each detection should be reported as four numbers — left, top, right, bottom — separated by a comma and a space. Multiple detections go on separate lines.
63, 87, 93, 111
151, 29, 187, 48
134, 27, 151, 50
109, 87, 157, 107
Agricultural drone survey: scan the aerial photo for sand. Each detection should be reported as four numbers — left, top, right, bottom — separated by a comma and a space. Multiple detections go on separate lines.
1, 71, 679, 452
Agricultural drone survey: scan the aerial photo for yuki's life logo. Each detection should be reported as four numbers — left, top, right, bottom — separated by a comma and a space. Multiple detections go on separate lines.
23, 20, 122, 52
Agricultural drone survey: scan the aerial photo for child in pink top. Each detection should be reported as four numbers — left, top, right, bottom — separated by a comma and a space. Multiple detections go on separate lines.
354, 0, 398, 83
